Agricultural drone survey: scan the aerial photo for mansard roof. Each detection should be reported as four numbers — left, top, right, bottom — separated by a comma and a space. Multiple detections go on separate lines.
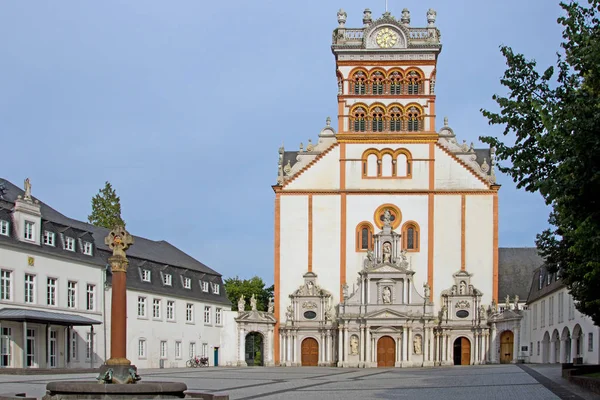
498, 247, 545, 302
526, 266, 565, 305
0, 178, 220, 276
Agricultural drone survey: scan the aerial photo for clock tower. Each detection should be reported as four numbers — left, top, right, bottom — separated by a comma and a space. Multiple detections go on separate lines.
332, 8, 441, 137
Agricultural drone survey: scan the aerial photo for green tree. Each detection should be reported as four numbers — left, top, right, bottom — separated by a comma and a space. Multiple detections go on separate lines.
480, 0, 600, 324
88, 181, 126, 229
224, 276, 273, 311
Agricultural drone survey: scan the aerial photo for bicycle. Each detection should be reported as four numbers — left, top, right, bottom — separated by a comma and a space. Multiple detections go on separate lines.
186, 355, 209, 368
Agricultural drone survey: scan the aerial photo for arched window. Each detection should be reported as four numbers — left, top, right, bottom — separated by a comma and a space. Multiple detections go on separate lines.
407, 71, 422, 95
381, 153, 393, 177
353, 107, 366, 132
371, 71, 384, 95
356, 222, 374, 251
407, 106, 421, 132
353, 71, 367, 95
402, 222, 420, 252
371, 107, 384, 132
389, 71, 403, 95
394, 149, 412, 178
364, 152, 378, 177
389, 106, 402, 132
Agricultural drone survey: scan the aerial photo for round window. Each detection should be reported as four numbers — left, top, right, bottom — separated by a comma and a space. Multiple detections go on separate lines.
456, 310, 469, 319
304, 311, 317, 320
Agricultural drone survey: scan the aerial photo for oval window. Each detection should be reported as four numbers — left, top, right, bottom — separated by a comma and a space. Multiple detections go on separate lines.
304, 311, 317, 320
456, 310, 469, 319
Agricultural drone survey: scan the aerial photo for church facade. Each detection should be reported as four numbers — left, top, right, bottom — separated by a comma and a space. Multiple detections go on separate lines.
273, 8, 500, 367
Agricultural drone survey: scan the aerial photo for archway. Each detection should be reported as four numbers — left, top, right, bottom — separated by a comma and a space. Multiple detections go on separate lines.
573, 324, 583, 361
500, 331, 514, 364
377, 336, 395, 367
561, 326, 571, 363
551, 330, 560, 363
245, 332, 264, 366
542, 331, 550, 363
301, 338, 319, 366
453, 337, 471, 366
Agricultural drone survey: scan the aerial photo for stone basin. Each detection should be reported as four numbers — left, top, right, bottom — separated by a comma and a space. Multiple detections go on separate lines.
43, 381, 188, 399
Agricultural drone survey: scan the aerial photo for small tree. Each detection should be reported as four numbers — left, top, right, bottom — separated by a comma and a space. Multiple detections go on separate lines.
224, 276, 273, 311
88, 181, 126, 229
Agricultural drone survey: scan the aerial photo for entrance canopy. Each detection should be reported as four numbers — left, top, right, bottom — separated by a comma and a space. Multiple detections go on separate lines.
0, 308, 101, 326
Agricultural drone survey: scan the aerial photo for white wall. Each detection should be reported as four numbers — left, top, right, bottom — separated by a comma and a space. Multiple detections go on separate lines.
312, 196, 341, 303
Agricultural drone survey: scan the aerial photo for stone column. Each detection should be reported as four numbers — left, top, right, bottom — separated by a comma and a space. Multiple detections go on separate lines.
239, 328, 246, 365
365, 328, 371, 364
407, 328, 412, 364
338, 327, 343, 365
267, 329, 274, 365
359, 326, 365, 363
571, 336, 578, 363
401, 327, 407, 362
287, 332, 293, 365
550, 339, 556, 364
344, 327, 350, 365
103, 227, 134, 368
490, 323, 497, 363
512, 327, 520, 363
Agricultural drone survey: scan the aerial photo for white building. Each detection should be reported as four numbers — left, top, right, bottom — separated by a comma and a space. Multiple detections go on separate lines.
268, 8, 564, 368
0, 178, 231, 369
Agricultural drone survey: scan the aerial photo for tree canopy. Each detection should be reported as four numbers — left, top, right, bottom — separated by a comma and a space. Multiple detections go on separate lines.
224, 276, 273, 312
88, 181, 126, 229
481, 0, 600, 324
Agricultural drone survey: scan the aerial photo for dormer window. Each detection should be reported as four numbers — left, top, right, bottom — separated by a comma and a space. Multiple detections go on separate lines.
0, 220, 8, 236
43, 231, 55, 246
547, 273, 552, 286
64, 236, 75, 251
183, 277, 191, 289
538, 272, 544, 290
202, 281, 209, 292
163, 274, 172, 286
83, 241, 93, 255
212, 283, 220, 295
142, 270, 151, 282
24, 221, 35, 241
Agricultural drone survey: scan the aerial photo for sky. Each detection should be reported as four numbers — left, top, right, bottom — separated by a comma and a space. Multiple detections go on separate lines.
0, 1, 564, 284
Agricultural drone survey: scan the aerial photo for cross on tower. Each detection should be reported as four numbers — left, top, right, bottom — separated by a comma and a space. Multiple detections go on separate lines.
385, 0, 388, 12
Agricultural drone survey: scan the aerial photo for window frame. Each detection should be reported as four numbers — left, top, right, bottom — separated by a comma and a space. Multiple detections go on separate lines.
86, 284, 95, 311
24, 274, 36, 304
183, 277, 192, 290
141, 269, 151, 282
186, 303, 194, 323
137, 296, 147, 318
402, 221, 420, 252
138, 339, 147, 359
153, 298, 162, 319
43, 231, 55, 246
64, 236, 75, 252
203, 306, 211, 325
67, 280, 77, 309
0, 269, 12, 301
355, 222, 374, 252
24, 221, 35, 241
166, 300, 175, 321
0, 220, 9, 236
83, 241, 93, 256
46, 277, 57, 306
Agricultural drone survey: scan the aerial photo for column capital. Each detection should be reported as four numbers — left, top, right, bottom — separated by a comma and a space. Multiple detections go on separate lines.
108, 255, 129, 273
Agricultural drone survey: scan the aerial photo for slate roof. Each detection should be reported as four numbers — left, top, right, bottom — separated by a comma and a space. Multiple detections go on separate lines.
0, 178, 231, 306
498, 247, 545, 301
0, 308, 101, 326
526, 266, 565, 304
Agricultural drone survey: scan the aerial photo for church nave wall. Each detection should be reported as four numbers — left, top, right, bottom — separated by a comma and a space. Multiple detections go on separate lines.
433, 195, 462, 303
283, 146, 340, 191
465, 195, 494, 305
434, 146, 490, 190
312, 195, 341, 304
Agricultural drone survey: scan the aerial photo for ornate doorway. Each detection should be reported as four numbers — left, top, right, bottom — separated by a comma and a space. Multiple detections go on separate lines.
301, 338, 319, 366
453, 337, 471, 366
500, 331, 514, 364
377, 336, 395, 367
245, 332, 263, 366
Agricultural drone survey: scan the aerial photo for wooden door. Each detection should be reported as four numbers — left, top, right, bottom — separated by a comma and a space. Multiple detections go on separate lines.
301, 338, 319, 366
377, 336, 395, 367
500, 331, 514, 364
460, 337, 471, 365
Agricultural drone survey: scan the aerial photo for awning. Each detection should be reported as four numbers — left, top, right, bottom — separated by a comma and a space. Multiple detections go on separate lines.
0, 308, 101, 326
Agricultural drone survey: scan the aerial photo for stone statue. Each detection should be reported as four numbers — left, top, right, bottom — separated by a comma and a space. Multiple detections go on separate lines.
505, 294, 511, 310
423, 282, 430, 299
250, 294, 257, 311
382, 242, 392, 263
362, 8, 372, 25
427, 8, 437, 26
286, 304, 293, 321
238, 295, 245, 312
413, 335, 422, 355
104, 227, 134, 259
350, 335, 359, 355
325, 305, 334, 321
342, 283, 349, 299
364, 250, 374, 269
337, 8, 347, 27
459, 281, 466, 295
479, 305, 486, 320
267, 297, 274, 314
23, 178, 32, 200
382, 210, 393, 227
439, 304, 448, 321
451, 285, 457, 296
307, 281, 314, 296
382, 286, 392, 304
514, 295, 520, 310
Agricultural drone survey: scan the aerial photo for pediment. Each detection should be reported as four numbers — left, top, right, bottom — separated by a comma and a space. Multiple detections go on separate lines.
364, 263, 412, 275
235, 310, 276, 324
365, 308, 410, 319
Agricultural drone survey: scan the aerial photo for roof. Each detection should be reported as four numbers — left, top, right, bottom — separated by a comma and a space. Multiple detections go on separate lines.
0, 178, 220, 276
526, 266, 565, 304
0, 308, 101, 326
498, 247, 545, 301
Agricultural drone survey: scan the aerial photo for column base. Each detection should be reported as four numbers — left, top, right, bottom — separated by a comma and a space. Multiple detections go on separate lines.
236, 361, 248, 367
422, 361, 435, 367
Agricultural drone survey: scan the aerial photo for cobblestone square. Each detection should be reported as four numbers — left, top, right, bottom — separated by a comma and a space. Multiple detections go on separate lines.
1, 364, 598, 400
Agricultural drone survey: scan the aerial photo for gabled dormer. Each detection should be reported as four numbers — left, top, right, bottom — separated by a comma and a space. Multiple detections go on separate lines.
12, 178, 42, 245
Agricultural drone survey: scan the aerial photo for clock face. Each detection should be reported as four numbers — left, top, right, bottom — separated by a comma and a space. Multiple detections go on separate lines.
376, 28, 398, 48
